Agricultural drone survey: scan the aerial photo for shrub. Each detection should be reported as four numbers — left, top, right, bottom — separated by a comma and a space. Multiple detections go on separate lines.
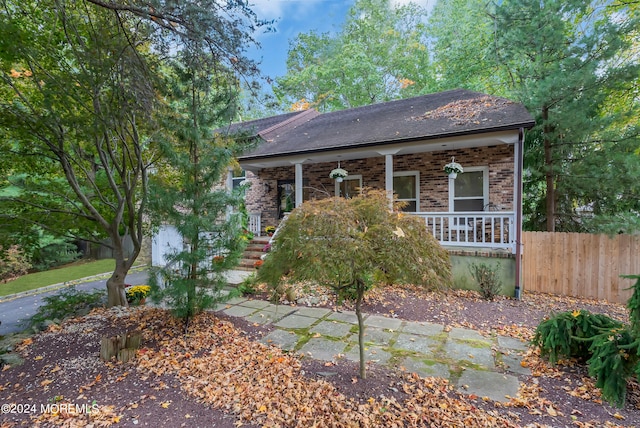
532, 310, 623, 364
532, 275, 640, 407
0, 245, 32, 281
31, 239, 81, 271
468, 262, 502, 300
30, 287, 105, 330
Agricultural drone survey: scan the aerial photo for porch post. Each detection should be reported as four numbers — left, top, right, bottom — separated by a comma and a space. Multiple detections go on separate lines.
513, 128, 525, 299
225, 168, 234, 220
295, 162, 303, 208
385, 154, 394, 207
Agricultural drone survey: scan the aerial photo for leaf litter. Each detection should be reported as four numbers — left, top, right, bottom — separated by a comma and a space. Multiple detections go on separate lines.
1, 285, 638, 428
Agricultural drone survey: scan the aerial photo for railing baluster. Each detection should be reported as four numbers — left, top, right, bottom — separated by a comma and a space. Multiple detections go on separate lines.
413, 211, 514, 251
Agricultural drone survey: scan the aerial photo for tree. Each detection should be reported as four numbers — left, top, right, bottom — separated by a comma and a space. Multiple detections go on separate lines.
427, 0, 507, 94
427, 0, 640, 232
493, 0, 640, 232
274, 0, 435, 111
147, 51, 250, 320
257, 190, 452, 378
0, 0, 263, 305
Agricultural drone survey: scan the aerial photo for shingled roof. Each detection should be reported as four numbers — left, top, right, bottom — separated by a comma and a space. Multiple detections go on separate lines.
228, 89, 534, 161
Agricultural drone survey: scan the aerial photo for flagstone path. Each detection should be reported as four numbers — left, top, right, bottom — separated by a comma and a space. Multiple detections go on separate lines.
214, 294, 530, 403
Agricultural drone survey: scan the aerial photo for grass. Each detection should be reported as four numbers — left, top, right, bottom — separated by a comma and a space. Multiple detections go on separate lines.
0, 259, 115, 297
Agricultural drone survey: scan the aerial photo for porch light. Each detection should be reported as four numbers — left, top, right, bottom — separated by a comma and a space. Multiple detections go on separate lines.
444, 157, 463, 179
329, 162, 349, 183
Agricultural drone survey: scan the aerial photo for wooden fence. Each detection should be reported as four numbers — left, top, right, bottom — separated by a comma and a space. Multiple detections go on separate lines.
522, 232, 640, 304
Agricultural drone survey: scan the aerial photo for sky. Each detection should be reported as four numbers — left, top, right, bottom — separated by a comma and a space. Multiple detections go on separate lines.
245, 0, 435, 81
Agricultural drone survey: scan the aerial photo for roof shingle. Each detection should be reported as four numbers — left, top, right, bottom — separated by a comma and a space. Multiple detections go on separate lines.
228, 89, 534, 161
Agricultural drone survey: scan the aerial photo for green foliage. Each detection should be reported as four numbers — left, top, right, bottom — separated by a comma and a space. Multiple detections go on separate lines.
532, 310, 623, 365
495, 0, 640, 232
0, 245, 31, 281
257, 189, 452, 378
623, 275, 640, 336
147, 53, 250, 319
587, 327, 639, 408
29, 287, 105, 330
425, 0, 640, 233
468, 262, 502, 300
236, 274, 258, 296
533, 276, 640, 406
31, 240, 80, 271
0, 0, 264, 306
275, 0, 435, 111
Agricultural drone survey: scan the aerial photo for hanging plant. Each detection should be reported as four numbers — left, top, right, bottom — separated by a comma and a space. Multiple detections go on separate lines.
444, 157, 463, 178
329, 161, 348, 182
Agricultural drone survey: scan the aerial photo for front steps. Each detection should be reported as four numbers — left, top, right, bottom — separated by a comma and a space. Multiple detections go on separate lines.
237, 235, 271, 270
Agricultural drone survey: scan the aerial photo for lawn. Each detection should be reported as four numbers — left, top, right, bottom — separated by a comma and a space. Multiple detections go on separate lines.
0, 259, 115, 297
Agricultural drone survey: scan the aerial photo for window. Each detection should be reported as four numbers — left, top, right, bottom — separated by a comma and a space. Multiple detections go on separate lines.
231, 169, 245, 190
335, 175, 362, 198
449, 167, 488, 212
277, 179, 309, 218
394, 171, 419, 212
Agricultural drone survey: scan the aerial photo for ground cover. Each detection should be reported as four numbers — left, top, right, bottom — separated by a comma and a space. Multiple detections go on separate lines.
0, 260, 116, 297
0, 285, 638, 427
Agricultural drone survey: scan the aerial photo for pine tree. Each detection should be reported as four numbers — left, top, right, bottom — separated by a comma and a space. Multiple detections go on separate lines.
493, 0, 639, 231
148, 53, 249, 320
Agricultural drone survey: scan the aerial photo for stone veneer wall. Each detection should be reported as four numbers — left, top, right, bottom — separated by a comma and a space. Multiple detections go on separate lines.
244, 144, 514, 233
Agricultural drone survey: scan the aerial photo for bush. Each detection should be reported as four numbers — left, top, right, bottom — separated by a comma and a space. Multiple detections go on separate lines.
30, 287, 105, 330
0, 245, 32, 281
532, 275, 640, 407
532, 310, 623, 364
468, 262, 502, 300
31, 240, 81, 271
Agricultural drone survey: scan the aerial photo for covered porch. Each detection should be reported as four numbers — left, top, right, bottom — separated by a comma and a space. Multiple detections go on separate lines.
239, 128, 524, 256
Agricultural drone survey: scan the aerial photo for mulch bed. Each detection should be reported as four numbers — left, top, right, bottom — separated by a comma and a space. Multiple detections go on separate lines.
0, 285, 639, 427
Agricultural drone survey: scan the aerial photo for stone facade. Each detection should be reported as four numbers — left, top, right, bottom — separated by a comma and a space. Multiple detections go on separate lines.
244, 145, 514, 232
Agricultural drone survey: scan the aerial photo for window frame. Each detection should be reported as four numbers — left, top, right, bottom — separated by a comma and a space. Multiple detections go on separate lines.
448, 166, 489, 212
334, 174, 362, 198
393, 171, 420, 212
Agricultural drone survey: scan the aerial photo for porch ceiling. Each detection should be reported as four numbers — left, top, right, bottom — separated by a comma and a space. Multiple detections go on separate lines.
239, 129, 519, 171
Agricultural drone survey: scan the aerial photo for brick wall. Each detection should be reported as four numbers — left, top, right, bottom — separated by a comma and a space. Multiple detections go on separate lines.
244, 145, 514, 232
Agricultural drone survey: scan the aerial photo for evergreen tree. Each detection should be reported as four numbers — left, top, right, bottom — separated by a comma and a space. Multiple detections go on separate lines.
148, 52, 250, 319
493, 0, 639, 231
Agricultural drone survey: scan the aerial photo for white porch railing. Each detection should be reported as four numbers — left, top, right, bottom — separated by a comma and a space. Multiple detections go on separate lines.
248, 210, 515, 252
248, 212, 262, 237
413, 211, 515, 252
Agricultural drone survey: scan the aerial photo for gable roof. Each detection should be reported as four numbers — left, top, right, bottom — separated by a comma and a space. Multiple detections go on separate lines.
227, 89, 534, 162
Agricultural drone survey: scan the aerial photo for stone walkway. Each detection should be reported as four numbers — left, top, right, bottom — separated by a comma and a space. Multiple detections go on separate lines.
213, 293, 531, 403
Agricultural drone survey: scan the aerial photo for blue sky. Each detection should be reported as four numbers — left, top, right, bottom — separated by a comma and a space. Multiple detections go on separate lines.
246, 0, 434, 80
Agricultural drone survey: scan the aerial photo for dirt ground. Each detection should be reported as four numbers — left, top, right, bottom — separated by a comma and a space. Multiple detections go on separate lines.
1, 285, 639, 427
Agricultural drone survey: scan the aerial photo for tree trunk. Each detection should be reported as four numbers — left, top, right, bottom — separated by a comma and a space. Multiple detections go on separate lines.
106, 259, 129, 307
542, 106, 555, 232
355, 280, 366, 379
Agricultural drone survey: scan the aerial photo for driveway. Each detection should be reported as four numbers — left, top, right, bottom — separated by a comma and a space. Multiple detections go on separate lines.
0, 270, 149, 336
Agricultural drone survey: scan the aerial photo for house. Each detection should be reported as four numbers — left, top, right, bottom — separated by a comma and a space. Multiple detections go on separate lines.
221, 89, 535, 297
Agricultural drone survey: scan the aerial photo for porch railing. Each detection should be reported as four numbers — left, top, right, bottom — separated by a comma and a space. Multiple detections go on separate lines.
247, 210, 515, 252
248, 212, 262, 237
412, 211, 515, 252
